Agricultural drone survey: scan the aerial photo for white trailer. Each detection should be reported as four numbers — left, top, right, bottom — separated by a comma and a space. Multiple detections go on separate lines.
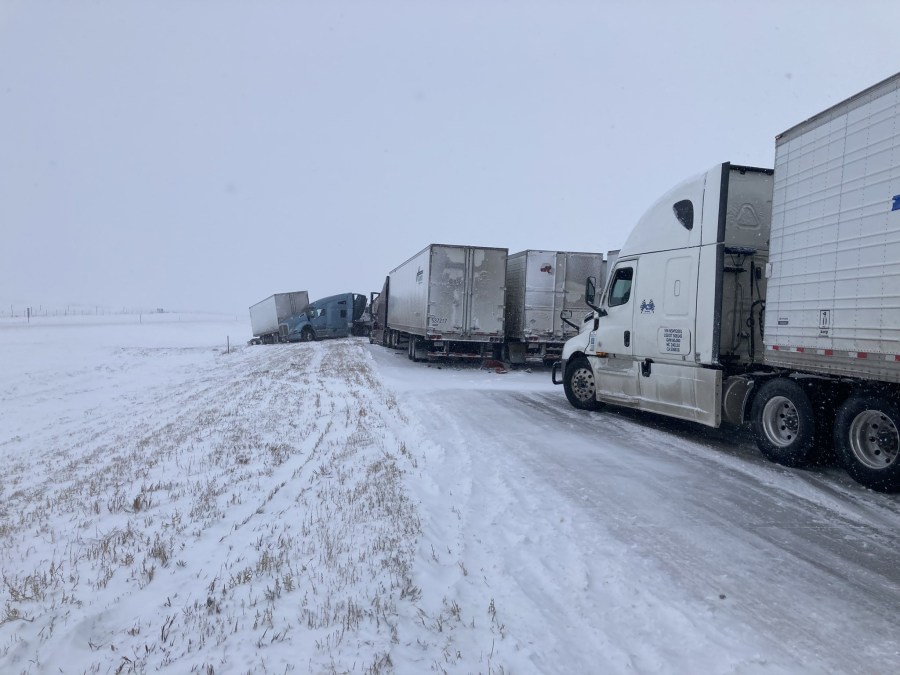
385, 244, 508, 360
504, 250, 609, 365
765, 77, 900, 383
248, 291, 309, 344
554, 72, 900, 492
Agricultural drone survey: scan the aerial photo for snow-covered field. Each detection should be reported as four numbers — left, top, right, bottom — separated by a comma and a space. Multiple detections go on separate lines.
1, 315, 898, 674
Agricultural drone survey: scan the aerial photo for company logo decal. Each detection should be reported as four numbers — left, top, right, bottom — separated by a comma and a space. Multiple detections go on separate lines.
640, 299, 655, 314
540, 264, 553, 273
416, 268, 424, 283
735, 203, 761, 227
892, 195, 900, 212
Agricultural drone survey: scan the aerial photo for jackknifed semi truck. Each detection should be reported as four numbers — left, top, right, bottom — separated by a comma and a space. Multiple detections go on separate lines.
282, 293, 368, 342
378, 244, 508, 360
554, 72, 900, 492
248, 291, 309, 344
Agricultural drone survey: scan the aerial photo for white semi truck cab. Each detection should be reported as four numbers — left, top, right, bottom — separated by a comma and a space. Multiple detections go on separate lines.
553, 155, 900, 492
554, 162, 772, 423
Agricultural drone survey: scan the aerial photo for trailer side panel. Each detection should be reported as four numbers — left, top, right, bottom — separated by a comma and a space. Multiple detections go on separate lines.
766, 73, 900, 381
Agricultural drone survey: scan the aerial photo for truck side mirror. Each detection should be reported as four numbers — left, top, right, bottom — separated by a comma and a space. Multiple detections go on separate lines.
560, 309, 579, 330
584, 276, 605, 317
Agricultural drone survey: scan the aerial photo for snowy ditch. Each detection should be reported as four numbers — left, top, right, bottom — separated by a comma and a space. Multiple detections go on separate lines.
0, 317, 509, 673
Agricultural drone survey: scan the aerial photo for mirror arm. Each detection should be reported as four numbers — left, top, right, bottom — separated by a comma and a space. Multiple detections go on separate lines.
585, 296, 605, 316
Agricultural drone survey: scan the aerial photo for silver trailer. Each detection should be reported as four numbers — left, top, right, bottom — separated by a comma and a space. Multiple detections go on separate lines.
385, 244, 508, 360
248, 291, 309, 344
504, 250, 608, 364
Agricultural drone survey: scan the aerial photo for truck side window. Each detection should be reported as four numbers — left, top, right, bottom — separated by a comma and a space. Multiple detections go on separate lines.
608, 267, 633, 307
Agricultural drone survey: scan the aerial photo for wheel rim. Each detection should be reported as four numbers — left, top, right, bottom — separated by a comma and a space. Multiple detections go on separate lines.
761, 395, 800, 447
848, 409, 899, 470
570, 366, 596, 403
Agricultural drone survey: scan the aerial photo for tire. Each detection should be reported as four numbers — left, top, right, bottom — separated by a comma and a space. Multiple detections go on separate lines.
750, 378, 818, 467
407, 336, 418, 362
833, 394, 900, 492
563, 356, 600, 411
301, 328, 316, 342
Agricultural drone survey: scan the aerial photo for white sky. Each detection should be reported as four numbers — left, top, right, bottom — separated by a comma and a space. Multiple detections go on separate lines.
2, 1, 900, 314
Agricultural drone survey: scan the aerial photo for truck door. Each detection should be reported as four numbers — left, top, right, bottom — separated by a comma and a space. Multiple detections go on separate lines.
327, 299, 349, 337
630, 249, 721, 426
309, 304, 328, 337
465, 247, 506, 339
593, 260, 641, 404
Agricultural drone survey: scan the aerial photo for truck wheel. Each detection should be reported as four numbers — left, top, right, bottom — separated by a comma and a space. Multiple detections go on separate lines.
301, 328, 316, 342
563, 356, 600, 411
833, 395, 900, 492
750, 378, 817, 467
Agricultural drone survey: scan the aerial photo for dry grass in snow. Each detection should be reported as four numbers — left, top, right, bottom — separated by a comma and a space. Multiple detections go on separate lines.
0, 333, 493, 674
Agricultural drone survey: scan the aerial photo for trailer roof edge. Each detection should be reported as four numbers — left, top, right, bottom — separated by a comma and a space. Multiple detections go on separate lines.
776, 71, 900, 144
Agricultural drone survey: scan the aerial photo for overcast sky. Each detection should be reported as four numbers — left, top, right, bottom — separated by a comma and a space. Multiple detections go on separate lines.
2, 1, 900, 314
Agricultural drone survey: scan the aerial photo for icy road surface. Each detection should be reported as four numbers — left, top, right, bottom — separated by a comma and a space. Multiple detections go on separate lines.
372, 345, 900, 674
0, 316, 897, 674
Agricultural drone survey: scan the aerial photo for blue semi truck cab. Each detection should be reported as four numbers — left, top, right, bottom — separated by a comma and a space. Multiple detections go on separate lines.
284, 293, 368, 342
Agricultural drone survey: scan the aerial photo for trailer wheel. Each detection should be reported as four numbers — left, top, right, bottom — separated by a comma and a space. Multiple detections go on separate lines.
833, 395, 900, 492
750, 378, 818, 467
301, 328, 316, 342
563, 356, 600, 411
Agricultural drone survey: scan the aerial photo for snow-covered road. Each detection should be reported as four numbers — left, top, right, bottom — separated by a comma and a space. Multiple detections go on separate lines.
370, 345, 900, 674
